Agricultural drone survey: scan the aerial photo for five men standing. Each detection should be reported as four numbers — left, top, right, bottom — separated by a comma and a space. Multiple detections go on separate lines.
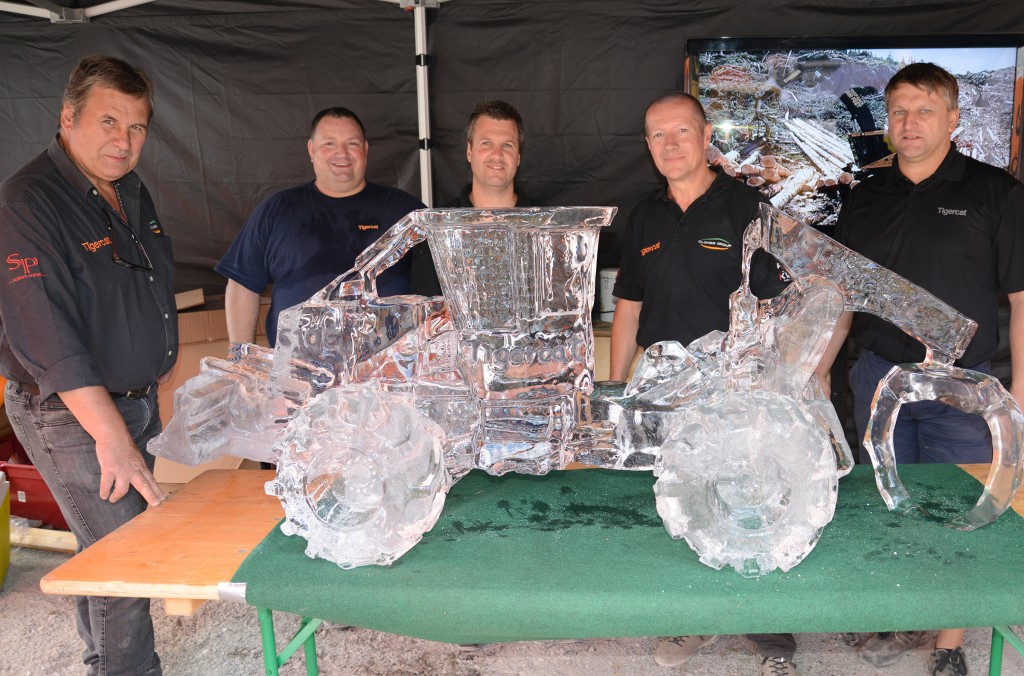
1, 53, 1020, 676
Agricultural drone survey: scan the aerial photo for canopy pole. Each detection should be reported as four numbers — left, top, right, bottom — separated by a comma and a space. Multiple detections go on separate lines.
413, 4, 433, 206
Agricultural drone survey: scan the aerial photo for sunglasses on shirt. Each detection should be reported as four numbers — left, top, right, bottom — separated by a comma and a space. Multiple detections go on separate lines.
104, 211, 154, 271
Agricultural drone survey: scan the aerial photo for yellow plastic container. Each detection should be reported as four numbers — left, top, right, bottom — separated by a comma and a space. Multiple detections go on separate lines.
1, 472, 10, 588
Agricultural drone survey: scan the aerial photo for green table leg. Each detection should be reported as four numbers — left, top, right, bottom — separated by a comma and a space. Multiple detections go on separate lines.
256, 607, 324, 676
990, 626, 1024, 676
258, 607, 279, 676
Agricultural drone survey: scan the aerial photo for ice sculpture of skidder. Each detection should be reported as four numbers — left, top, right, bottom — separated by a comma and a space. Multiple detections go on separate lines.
150, 205, 1024, 575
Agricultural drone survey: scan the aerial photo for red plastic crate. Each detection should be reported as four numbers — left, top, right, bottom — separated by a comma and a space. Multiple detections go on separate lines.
0, 432, 27, 464
0, 460, 70, 531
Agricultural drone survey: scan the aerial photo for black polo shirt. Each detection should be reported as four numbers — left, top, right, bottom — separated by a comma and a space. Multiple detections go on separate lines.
836, 144, 1024, 366
614, 169, 784, 348
0, 137, 177, 399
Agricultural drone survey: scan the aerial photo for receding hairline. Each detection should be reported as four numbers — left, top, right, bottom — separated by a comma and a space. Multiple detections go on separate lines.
644, 93, 709, 135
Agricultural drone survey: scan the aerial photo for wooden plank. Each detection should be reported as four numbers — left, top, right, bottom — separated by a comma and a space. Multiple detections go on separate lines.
164, 597, 207, 616
40, 469, 281, 601
10, 526, 77, 553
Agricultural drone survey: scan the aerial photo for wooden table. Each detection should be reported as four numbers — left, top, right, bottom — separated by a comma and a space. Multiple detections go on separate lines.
40, 469, 280, 615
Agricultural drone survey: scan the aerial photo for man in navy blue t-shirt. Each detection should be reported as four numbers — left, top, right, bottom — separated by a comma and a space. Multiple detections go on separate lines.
216, 107, 423, 347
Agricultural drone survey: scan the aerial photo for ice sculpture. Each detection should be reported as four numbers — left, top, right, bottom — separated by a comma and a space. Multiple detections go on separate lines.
267, 388, 448, 568
150, 203, 1024, 576
753, 205, 1024, 532
149, 343, 334, 465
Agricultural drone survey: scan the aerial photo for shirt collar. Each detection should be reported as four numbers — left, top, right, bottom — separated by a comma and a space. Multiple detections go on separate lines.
656, 165, 731, 203
45, 134, 141, 203
887, 142, 965, 187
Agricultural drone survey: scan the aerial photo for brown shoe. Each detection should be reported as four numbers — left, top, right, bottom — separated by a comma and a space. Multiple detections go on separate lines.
653, 634, 719, 667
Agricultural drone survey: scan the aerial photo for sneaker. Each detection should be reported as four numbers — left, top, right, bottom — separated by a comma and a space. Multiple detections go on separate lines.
929, 647, 969, 675
653, 634, 719, 667
858, 631, 931, 667
761, 656, 800, 676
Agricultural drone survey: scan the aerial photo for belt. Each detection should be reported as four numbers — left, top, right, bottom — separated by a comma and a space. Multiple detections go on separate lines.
15, 382, 154, 400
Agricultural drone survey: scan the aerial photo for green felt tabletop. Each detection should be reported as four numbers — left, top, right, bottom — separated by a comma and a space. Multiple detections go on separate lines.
234, 464, 1024, 643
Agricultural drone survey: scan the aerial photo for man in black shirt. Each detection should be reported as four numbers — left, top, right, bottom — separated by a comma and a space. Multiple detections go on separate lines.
410, 100, 537, 296
612, 92, 796, 676
0, 55, 175, 675
816, 63, 1024, 676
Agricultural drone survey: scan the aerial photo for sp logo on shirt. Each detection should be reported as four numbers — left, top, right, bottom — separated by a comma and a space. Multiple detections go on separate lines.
7, 253, 43, 283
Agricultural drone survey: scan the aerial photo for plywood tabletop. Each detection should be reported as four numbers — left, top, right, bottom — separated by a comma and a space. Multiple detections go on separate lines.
958, 463, 1024, 516
40, 469, 280, 611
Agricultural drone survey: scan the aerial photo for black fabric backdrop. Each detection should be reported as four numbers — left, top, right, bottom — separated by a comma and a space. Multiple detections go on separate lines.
1, 0, 1022, 292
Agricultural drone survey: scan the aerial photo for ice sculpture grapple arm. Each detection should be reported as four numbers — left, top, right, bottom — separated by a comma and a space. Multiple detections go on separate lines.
753, 204, 1023, 531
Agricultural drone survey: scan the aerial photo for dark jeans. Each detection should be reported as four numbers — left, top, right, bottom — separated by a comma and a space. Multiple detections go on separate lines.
850, 348, 993, 465
5, 381, 163, 676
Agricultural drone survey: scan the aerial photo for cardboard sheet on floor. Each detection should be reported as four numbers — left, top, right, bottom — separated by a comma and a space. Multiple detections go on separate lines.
233, 465, 1024, 643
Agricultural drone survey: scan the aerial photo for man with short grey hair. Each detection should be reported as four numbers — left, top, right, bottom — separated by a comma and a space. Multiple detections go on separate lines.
0, 54, 174, 675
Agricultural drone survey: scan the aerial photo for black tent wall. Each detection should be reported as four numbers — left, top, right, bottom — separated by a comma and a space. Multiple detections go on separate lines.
0, 0, 1021, 292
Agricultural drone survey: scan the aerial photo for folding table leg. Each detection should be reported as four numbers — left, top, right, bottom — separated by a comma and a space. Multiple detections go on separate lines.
256, 607, 324, 676
990, 626, 1024, 676
258, 607, 279, 676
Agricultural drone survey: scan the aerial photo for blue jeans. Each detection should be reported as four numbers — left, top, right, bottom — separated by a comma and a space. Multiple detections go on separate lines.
4, 382, 163, 676
850, 349, 993, 465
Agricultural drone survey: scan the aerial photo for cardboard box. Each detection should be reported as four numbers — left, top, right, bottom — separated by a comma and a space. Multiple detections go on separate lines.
154, 302, 269, 484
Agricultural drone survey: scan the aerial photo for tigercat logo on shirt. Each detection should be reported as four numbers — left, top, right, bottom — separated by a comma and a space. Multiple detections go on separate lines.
7, 253, 43, 284
937, 207, 968, 216
640, 241, 661, 256
358, 224, 379, 231
698, 237, 732, 251
81, 236, 112, 253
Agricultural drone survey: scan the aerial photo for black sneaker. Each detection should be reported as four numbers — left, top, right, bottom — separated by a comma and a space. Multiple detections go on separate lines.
929, 647, 968, 676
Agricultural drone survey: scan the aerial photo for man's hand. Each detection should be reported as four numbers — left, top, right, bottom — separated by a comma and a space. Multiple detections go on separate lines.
95, 439, 166, 506
58, 385, 167, 507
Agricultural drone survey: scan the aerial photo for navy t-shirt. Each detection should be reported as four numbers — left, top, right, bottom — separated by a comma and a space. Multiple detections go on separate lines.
216, 181, 423, 344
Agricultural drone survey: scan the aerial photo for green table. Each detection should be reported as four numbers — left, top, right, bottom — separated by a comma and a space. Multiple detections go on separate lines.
235, 465, 1024, 674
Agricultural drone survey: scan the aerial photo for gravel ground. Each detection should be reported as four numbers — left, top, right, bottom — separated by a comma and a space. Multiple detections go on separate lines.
2, 546, 1023, 676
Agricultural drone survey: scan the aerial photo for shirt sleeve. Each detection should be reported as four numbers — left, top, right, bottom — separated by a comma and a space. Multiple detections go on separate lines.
0, 199, 105, 396
995, 181, 1024, 295
214, 197, 274, 293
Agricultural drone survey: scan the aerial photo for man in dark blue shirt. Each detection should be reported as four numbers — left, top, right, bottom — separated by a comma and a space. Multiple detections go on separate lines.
216, 107, 423, 347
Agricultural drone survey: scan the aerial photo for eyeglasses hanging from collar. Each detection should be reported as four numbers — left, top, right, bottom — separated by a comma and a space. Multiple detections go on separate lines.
104, 210, 154, 271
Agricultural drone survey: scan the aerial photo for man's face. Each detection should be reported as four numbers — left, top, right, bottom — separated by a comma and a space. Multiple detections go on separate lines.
59, 85, 150, 188
886, 82, 959, 172
308, 116, 368, 197
644, 98, 712, 184
466, 116, 521, 192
